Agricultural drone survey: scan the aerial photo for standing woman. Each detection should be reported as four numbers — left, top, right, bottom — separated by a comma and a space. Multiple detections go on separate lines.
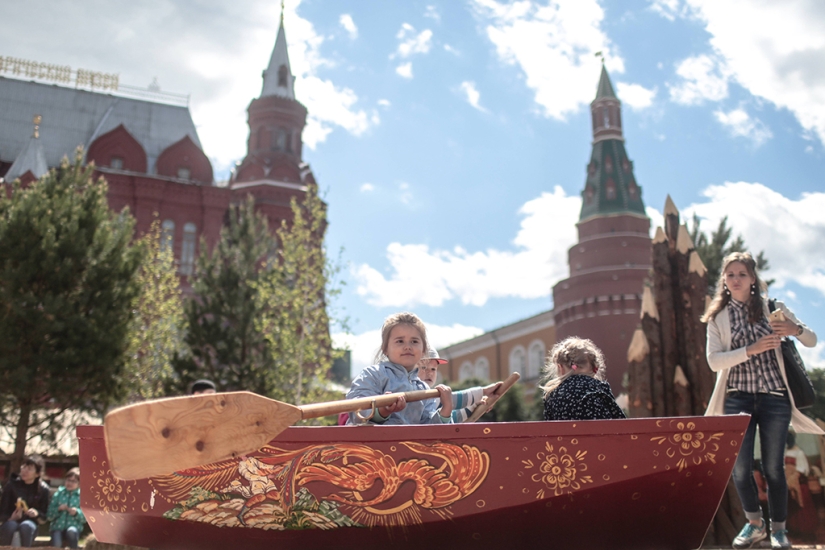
703, 252, 823, 550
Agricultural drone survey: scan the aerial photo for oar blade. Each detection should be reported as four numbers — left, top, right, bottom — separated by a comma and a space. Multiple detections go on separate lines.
104, 392, 302, 480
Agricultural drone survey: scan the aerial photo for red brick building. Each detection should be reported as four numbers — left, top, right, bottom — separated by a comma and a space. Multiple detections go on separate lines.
441, 65, 651, 397
0, 17, 315, 283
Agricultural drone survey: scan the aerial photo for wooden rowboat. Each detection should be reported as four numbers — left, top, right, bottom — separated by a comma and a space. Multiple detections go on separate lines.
78, 414, 748, 550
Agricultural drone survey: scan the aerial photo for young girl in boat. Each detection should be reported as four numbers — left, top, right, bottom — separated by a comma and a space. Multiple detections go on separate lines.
346, 312, 453, 424
541, 337, 625, 421
702, 251, 822, 550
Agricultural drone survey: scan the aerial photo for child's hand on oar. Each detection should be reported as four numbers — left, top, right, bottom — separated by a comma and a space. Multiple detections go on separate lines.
378, 392, 406, 417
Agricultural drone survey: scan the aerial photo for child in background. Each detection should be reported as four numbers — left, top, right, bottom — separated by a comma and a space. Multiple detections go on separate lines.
347, 312, 452, 425
47, 468, 85, 549
417, 349, 502, 423
541, 337, 625, 421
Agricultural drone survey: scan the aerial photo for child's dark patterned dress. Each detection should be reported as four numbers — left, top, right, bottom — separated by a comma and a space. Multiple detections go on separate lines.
543, 374, 626, 421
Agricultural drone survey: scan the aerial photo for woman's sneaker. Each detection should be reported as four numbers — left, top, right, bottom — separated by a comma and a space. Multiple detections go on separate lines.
770, 529, 791, 549
733, 521, 767, 549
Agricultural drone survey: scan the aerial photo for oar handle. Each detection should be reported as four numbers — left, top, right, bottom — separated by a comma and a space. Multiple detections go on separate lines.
467, 372, 521, 422
300, 388, 440, 420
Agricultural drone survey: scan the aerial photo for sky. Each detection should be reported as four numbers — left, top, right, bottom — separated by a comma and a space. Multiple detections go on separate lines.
5, 0, 825, 378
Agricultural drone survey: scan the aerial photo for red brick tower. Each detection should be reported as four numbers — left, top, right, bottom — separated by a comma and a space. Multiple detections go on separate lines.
230, 12, 316, 228
552, 64, 652, 392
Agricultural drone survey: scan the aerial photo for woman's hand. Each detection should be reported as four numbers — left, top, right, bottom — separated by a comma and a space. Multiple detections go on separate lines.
378, 393, 406, 418
436, 384, 453, 418
24, 508, 38, 519
746, 333, 781, 357
770, 318, 800, 337
10, 507, 23, 522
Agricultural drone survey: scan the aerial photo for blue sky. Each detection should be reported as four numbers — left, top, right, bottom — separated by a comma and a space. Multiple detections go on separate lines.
6, 0, 825, 377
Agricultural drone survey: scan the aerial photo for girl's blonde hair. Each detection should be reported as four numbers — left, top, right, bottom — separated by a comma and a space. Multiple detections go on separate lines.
373, 312, 429, 364
701, 251, 767, 323
540, 337, 606, 396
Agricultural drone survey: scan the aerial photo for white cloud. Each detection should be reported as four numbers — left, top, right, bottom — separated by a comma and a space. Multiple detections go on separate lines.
393, 23, 433, 58
424, 5, 441, 23
616, 82, 657, 110
657, 0, 825, 146
444, 44, 461, 55
360, 183, 374, 192
470, 0, 624, 120
298, 76, 376, 149
459, 81, 487, 112
714, 108, 773, 146
396, 62, 413, 79
339, 14, 358, 39
333, 322, 483, 379
399, 181, 412, 204
668, 54, 729, 105
683, 182, 825, 297
377, 99, 391, 108
353, 186, 580, 308
649, 0, 686, 21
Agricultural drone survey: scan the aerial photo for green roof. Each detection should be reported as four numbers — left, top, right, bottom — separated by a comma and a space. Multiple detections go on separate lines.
579, 139, 646, 221
595, 64, 617, 100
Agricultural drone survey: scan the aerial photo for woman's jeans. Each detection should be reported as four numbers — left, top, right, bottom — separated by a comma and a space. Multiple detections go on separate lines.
51, 526, 80, 549
724, 391, 791, 523
0, 519, 37, 546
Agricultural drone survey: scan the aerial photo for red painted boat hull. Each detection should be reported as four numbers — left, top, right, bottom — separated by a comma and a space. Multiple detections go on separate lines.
78, 415, 748, 550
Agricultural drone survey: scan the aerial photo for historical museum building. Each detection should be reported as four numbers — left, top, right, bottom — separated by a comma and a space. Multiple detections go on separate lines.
440, 65, 652, 396
0, 17, 314, 285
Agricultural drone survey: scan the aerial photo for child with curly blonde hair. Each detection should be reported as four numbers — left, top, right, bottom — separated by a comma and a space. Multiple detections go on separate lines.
541, 337, 624, 421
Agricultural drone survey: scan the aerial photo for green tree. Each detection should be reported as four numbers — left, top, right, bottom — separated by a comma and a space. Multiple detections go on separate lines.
0, 152, 143, 472
257, 182, 338, 408
689, 214, 772, 293
123, 220, 185, 401
168, 196, 278, 395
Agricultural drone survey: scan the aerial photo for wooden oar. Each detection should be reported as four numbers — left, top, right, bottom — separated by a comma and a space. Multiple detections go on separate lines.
466, 372, 521, 423
104, 388, 440, 481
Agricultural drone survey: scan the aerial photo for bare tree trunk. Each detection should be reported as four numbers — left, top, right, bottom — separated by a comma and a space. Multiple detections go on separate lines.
10, 400, 32, 480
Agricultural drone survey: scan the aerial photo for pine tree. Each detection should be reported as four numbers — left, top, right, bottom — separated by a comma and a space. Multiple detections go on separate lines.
0, 151, 143, 470
169, 196, 278, 395
256, 182, 338, 407
123, 220, 185, 401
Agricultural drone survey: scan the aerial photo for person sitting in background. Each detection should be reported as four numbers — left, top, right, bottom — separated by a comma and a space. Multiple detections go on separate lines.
190, 379, 217, 395
417, 349, 502, 423
541, 337, 625, 421
0, 454, 51, 547
47, 467, 85, 549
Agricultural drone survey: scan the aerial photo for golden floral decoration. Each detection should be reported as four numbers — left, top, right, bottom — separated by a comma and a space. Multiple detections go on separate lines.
523, 441, 592, 499
650, 421, 723, 472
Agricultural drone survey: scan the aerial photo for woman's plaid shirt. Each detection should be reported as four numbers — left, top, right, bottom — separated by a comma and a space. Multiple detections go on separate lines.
726, 299, 785, 393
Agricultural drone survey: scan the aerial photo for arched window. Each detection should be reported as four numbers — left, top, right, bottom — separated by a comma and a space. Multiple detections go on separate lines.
527, 340, 546, 380
180, 223, 197, 275
285, 130, 293, 152
459, 362, 474, 382
509, 346, 526, 377
161, 219, 175, 253
475, 357, 490, 381
257, 126, 266, 150
278, 65, 288, 87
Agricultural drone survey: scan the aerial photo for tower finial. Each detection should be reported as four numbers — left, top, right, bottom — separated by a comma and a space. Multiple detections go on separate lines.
280, 0, 285, 24
594, 51, 604, 64
32, 115, 42, 139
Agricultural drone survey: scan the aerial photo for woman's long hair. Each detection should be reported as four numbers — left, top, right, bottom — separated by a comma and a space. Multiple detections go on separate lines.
540, 337, 606, 397
701, 251, 767, 323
